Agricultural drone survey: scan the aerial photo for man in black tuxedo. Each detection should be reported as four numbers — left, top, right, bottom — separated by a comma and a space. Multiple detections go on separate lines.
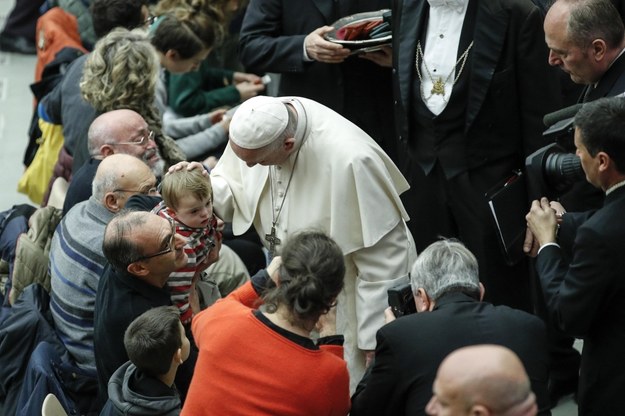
526, 97, 625, 415
363, 0, 562, 312
350, 240, 550, 416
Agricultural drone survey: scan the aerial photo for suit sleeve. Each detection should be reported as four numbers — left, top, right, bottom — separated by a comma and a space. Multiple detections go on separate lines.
350, 328, 404, 416
239, 0, 308, 73
536, 225, 616, 337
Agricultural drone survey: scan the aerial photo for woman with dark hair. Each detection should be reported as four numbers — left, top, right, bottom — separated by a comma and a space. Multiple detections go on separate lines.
182, 231, 350, 416
149, 6, 231, 160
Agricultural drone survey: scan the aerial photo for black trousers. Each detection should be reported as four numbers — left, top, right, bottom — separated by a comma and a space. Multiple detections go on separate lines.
402, 158, 533, 312
1, 0, 45, 41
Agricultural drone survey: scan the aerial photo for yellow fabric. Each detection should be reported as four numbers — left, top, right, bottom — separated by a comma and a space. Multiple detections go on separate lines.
17, 118, 64, 205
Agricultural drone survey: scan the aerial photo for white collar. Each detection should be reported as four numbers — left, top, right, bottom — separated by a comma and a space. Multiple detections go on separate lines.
427, 0, 467, 13
606, 179, 625, 195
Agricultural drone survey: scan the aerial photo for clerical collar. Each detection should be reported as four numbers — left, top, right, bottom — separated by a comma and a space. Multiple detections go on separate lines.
426, 0, 467, 13
606, 179, 625, 195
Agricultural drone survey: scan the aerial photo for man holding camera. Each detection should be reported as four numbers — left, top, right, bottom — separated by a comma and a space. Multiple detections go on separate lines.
539, 0, 625, 406
350, 239, 550, 416
526, 97, 625, 415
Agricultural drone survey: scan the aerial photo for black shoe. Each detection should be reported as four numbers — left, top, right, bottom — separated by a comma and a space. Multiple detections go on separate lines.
0, 33, 37, 55
548, 376, 578, 409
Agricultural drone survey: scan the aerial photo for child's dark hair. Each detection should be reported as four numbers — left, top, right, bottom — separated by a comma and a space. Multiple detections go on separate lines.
263, 231, 345, 324
124, 306, 182, 376
151, 6, 217, 58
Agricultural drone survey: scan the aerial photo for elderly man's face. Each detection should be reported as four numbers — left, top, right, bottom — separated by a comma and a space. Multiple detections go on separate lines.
112, 115, 162, 171
544, 6, 601, 84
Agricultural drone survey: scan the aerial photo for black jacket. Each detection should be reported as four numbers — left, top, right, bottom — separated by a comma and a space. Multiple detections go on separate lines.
351, 292, 550, 416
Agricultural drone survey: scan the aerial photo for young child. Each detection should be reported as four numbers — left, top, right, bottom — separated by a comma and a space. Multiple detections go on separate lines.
153, 169, 219, 325
100, 306, 190, 416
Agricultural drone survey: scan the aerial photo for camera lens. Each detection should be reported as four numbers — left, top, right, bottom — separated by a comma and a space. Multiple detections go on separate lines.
544, 152, 585, 193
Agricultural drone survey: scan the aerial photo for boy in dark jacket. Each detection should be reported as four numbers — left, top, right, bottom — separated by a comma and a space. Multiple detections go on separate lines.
100, 306, 190, 416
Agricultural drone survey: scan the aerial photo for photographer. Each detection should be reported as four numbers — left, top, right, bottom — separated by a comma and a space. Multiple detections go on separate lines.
526, 97, 625, 414
350, 239, 549, 416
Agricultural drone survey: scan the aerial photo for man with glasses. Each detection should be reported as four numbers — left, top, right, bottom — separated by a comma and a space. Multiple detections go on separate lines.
94, 210, 195, 408
49, 153, 158, 399
63, 109, 164, 213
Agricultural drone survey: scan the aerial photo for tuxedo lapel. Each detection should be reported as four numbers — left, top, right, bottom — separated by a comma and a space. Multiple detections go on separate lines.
311, 0, 335, 22
396, 0, 427, 113
466, 0, 507, 132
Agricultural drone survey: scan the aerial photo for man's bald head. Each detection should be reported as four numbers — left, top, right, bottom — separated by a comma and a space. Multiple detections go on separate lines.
92, 153, 157, 212
427, 345, 537, 416
87, 109, 163, 175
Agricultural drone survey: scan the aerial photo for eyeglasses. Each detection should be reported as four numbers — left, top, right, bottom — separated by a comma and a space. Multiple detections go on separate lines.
136, 218, 176, 262
113, 186, 159, 196
144, 15, 156, 27
113, 130, 155, 147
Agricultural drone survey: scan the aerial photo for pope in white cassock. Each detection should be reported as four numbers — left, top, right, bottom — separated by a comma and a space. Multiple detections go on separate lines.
210, 95, 417, 391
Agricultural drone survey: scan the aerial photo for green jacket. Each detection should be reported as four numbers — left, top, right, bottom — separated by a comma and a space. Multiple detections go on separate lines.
167, 60, 241, 116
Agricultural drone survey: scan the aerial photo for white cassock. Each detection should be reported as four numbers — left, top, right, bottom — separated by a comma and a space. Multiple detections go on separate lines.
211, 97, 417, 391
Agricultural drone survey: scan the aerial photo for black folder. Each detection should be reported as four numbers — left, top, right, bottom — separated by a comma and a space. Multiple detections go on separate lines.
485, 171, 528, 266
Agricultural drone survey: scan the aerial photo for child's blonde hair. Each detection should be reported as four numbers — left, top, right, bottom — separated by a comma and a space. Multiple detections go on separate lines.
161, 169, 212, 210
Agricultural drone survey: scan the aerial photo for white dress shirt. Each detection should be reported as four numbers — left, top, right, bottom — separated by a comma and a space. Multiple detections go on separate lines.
420, 0, 469, 115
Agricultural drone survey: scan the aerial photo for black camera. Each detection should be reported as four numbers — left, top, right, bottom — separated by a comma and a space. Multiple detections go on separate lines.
525, 110, 586, 200
387, 282, 416, 318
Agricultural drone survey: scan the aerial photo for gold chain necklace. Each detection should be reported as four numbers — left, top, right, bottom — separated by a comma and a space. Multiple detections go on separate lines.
415, 40, 474, 103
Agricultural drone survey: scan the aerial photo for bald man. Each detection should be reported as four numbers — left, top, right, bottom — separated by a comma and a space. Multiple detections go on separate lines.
49, 154, 158, 379
63, 109, 164, 213
426, 345, 537, 416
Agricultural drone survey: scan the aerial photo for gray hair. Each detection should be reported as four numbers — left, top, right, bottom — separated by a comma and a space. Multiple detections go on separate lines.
410, 239, 480, 301
92, 168, 118, 201
564, 0, 624, 49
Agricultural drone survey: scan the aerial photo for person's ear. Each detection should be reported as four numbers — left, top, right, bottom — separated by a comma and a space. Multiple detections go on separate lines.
479, 282, 486, 301
283, 137, 296, 152
591, 38, 607, 62
597, 151, 610, 173
165, 49, 180, 61
173, 348, 183, 365
469, 404, 491, 416
104, 192, 122, 212
414, 288, 431, 312
127, 261, 149, 277
99, 144, 115, 157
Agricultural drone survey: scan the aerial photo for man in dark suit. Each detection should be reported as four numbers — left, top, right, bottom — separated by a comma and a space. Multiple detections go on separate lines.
350, 240, 550, 416
366, 0, 561, 313
538, 0, 625, 405
238, 0, 397, 160
526, 96, 625, 415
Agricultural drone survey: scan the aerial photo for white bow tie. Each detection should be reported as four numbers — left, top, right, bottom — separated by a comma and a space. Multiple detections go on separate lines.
427, 0, 466, 13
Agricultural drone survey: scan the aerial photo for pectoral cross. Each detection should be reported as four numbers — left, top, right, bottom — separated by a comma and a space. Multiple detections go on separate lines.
431, 77, 445, 96
265, 226, 281, 259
